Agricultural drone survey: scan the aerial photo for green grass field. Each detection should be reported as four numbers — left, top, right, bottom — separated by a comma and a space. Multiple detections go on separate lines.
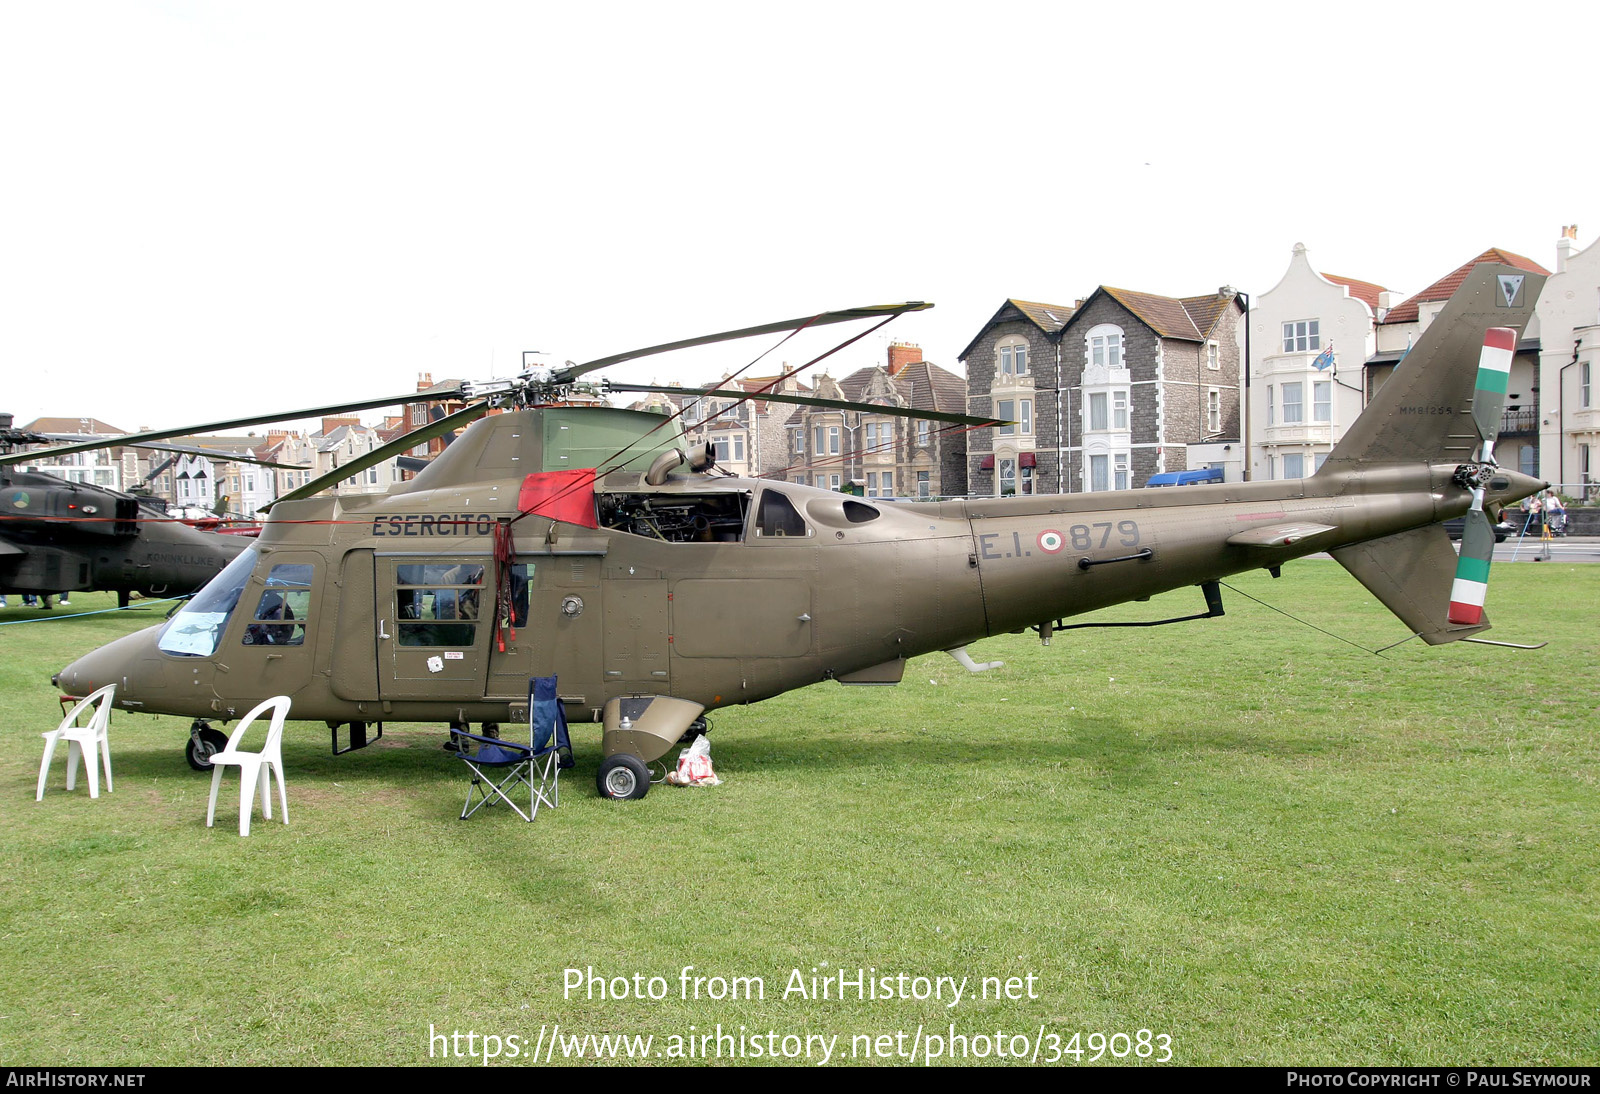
1, 562, 1596, 1066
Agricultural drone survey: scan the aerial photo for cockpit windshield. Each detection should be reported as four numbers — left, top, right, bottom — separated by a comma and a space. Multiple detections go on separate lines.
157, 546, 259, 657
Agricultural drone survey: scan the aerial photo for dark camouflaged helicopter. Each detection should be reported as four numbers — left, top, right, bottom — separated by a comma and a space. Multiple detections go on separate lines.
0, 416, 317, 607
51, 269, 1544, 798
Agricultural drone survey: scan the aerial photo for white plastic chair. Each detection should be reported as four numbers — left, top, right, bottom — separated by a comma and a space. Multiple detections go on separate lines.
206, 695, 292, 836
38, 685, 117, 800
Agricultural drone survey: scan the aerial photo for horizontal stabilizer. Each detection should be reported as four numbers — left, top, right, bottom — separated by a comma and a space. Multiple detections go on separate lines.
1330, 524, 1488, 645
1226, 523, 1337, 548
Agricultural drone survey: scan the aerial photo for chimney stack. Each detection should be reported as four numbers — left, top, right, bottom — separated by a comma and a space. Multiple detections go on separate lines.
887, 342, 923, 376
1557, 225, 1579, 273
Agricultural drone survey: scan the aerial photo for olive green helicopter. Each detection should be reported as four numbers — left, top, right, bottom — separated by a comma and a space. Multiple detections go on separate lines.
49, 268, 1545, 799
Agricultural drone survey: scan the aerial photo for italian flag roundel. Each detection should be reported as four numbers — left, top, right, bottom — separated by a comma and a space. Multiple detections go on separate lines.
1038, 530, 1065, 553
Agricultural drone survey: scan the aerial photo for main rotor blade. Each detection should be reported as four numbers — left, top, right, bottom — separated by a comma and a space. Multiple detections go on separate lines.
126, 442, 312, 470
0, 381, 469, 468
607, 382, 1006, 428
260, 401, 489, 511
1470, 327, 1516, 450
552, 302, 933, 385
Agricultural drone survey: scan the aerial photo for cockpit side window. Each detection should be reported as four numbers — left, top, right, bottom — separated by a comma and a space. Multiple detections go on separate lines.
158, 546, 259, 657
755, 490, 810, 538
242, 564, 313, 646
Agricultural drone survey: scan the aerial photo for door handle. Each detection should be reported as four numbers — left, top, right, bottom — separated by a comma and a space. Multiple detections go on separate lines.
378, 619, 390, 640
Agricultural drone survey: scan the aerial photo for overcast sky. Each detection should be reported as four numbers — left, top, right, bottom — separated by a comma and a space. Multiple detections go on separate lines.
3, 1, 1592, 434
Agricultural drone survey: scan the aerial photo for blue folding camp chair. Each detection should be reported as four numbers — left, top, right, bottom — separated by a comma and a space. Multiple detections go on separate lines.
457, 676, 573, 821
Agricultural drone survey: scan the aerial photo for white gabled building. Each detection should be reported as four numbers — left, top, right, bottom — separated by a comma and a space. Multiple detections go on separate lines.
1536, 226, 1600, 499
15, 417, 136, 490
1247, 243, 1388, 480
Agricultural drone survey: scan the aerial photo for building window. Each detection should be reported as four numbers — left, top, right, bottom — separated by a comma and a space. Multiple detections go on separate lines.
793, 430, 804, 455
1282, 319, 1321, 353
917, 420, 930, 447
1314, 381, 1331, 423
1283, 452, 1305, 479
1114, 453, 1129, 490
1267, 385, 1275, 426
1314, 452, 1328, 472
865, 422, 879, 451
712, 435, 745, 463
829, 474, 841, 491
1282, 382, 1304, 424
998, 399, 1015, 436
1020, 400, 1033, 435
867, 472, 878, 496
829, 427, 840, 455
881, 470, 893, 495
1021, 465, 1034, 494
1207, 341, 1220, 370
1090, 328, 1124, 368
1207, 388, 1222, 434
1582, 360, 1592, 408
998, 341, 1029, 378
917, 471, 931, 497
998, 458, 1017, 496
1088, 390, 1128, 431
1090, 454, 1108, 492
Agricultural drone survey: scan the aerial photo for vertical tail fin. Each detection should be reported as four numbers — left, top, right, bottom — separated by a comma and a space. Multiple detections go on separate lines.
1320, 263, 1543, 470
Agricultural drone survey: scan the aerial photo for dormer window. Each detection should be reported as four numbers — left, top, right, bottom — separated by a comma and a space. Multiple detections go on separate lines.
997, 339, 1029, 379
1090, 328, 1124, 368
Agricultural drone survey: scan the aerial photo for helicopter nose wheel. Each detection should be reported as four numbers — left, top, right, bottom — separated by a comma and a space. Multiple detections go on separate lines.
186, 721, 229, 770
597, 753, 650, 800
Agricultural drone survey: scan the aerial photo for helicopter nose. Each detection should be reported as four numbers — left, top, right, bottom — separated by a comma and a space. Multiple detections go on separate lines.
56, 626, 161, 699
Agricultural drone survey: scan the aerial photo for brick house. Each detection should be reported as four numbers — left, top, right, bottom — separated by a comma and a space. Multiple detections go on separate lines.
782, 343, 968, 497
627, 371, 811, 479
962, 287, 1243, 494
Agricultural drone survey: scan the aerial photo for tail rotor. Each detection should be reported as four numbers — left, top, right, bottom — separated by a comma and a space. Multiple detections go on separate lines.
1447, 328, 1515, 626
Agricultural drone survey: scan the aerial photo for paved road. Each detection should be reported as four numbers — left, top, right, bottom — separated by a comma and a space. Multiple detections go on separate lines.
1495, 535, 1600, 563
1309, 536, 1600, 564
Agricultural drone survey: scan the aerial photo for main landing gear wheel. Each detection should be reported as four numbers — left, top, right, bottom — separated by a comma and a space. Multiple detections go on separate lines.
186, 722, 228, 770
597, 754, 650, 800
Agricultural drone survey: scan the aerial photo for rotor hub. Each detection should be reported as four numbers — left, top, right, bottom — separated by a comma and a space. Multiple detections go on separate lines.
1453, 463, 1497, 491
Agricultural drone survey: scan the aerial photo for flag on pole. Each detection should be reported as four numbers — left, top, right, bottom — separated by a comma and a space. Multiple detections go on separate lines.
1311, 344, 1335, 371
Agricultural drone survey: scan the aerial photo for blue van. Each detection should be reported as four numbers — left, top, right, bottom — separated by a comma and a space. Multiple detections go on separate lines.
1144, 468, 1224, 488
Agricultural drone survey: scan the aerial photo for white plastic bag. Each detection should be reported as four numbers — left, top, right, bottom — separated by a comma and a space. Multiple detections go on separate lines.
669, 735, 721, 787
